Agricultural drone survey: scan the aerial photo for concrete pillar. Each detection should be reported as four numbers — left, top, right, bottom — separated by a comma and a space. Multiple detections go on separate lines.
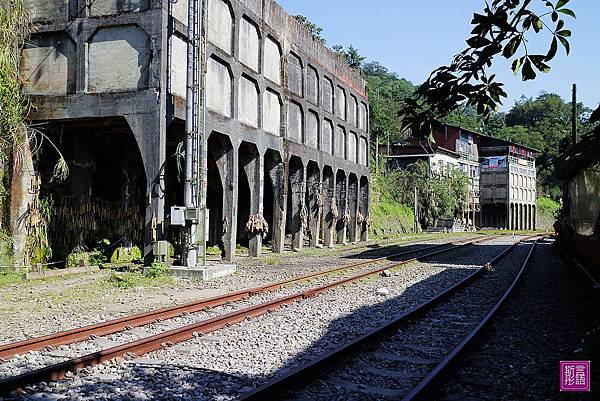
359, 178, 370, 242
508, 203, 513, 231
533, 205, 537, 231
289, 158, 305, 251
335, 172, 348, 244
307, 166, 322, 248
266, 154, 286, 254
347, 176, 359, 243
216, 145, 238, 262
126, 113, 166, 263
322, 169, 335, 248
240, 147, 263, 258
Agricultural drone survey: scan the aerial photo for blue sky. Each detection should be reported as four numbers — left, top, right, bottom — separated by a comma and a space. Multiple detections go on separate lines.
278, 0, 599, 111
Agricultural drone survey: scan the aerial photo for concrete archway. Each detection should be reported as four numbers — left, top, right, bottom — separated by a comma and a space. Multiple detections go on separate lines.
359, 176, 370, 241
287, 156, 305, 251
335, 170, 347, 244
38, 118, 147, 263
264, 149, 286, 253
207, 132, 236, 261
321, 166, 335, 247
347, 173, 359, 243
306, 161, 321, 247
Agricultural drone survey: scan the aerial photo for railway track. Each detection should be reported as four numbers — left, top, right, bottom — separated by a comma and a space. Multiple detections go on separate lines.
238, 235, 542, 401
0, 235, 493, 394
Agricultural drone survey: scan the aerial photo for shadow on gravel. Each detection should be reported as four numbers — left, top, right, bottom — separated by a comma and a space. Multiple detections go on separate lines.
13, 243, 521, 401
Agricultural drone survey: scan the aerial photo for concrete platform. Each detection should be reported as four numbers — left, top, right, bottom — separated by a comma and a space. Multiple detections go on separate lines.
160, 264, 237, 280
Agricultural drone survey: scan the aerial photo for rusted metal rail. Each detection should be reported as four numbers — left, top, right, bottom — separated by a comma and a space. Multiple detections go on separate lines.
238, 235, 542, 401
0, 235, 483, 361
0, 235, 493, 393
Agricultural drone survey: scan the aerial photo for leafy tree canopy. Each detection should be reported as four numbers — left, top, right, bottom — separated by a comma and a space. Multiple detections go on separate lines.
399, 0, 576, 139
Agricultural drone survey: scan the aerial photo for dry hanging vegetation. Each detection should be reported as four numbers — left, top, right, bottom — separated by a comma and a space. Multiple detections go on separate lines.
0, 0, 68, 269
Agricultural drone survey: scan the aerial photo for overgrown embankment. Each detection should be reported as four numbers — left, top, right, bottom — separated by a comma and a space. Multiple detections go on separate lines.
370, 175, 415, 237
536, 196, 560, 231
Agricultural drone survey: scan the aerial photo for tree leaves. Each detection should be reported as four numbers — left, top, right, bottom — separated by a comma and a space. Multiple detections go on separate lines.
399, 0, 577, 138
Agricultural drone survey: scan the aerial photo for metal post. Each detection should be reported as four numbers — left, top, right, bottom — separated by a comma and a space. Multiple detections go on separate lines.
572, 83, 577, 147
199, 0, 208, 265
413, 186, 418, 234
184, 0, 199, 266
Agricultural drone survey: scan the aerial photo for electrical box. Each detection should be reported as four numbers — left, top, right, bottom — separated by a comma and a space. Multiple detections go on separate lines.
185, 207, 201, 223
153, 240, 170, 257
171, 206, 186, 226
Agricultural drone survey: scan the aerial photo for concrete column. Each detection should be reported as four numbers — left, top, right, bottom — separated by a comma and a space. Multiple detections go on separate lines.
336, 173, 348, 244
217, 145, 238, 262
347, 177, 359, 243
360, 178, 370, 242
322, 171, 335, 248
307, 167, 322, 248
289, 159, 305, 251
508, 203, 513, 231
126, 113, 166, 264
533, 205, 537, 231
266, 155, 286, 254
240, 146, 264, 258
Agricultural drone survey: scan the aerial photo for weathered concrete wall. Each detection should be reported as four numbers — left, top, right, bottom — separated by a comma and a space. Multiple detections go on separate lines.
307, 65, 318, 105
335, 85, 346, 120
263, 37, 281, 85
322, 119, 333, 155
359, 102, 367, 131
89, 0, 149, 17
169, 35, 187, 98
88, 26, 150, 93
25, 0, 71, 21
306, 111, 318, 149
171, 0, 188, 23
322, 77, 333, 113
207, 56, 232, 117
22, 33, 76, 95
348, 95, 357, 127
348, 131, 357, 163
239, 17, 260, 71
359, 137, 368, 166
262, 89, 281, 135
288, 101, 302, 142
239, 76, 259, 127
288, 52, 303, 96
334, 125, 345, 158
208, 0, 233, 54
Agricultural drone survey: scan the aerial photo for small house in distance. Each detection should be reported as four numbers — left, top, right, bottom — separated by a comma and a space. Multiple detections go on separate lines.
381, 124, 538, 231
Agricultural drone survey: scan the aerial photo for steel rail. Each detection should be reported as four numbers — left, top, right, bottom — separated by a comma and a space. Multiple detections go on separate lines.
237, 235, 541, 401
401, 238, 541, 401
0, 236, 485, 361
0, 235, 493, 393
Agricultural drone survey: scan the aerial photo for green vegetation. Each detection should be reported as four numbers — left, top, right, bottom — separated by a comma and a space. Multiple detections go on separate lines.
537, 196, 560, 231
146, 260, 168, 278
292, 15, 325, 43
110, 245, 142, 264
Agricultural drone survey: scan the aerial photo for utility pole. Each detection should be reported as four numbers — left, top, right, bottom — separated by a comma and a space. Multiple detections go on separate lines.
572, 83, 577, 148
413, 186, 418, 234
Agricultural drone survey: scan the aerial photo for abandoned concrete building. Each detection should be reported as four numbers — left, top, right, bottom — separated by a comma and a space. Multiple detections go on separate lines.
21, 0, 371, 263
382, 124, 537, 231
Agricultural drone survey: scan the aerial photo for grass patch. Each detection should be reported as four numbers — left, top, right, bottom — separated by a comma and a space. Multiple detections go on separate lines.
0, 269, 23, 286
107, 271, 172, 289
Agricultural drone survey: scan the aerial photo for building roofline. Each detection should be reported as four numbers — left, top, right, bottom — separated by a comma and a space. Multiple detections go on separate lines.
443, 123, 541, 153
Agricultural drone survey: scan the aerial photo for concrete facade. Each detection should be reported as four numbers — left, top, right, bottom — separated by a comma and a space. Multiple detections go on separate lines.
23, 0, 370, 263
382, 124, 537, 231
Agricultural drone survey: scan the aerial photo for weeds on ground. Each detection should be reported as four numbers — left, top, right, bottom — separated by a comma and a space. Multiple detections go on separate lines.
107, 260, 171, 289
0, 269, 22, 286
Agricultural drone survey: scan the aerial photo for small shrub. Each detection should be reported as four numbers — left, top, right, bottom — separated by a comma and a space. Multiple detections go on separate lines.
66, 249, 90, 268
265, 257, 278, 266
146, 260, 168, 278
110, 246, 142, 264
